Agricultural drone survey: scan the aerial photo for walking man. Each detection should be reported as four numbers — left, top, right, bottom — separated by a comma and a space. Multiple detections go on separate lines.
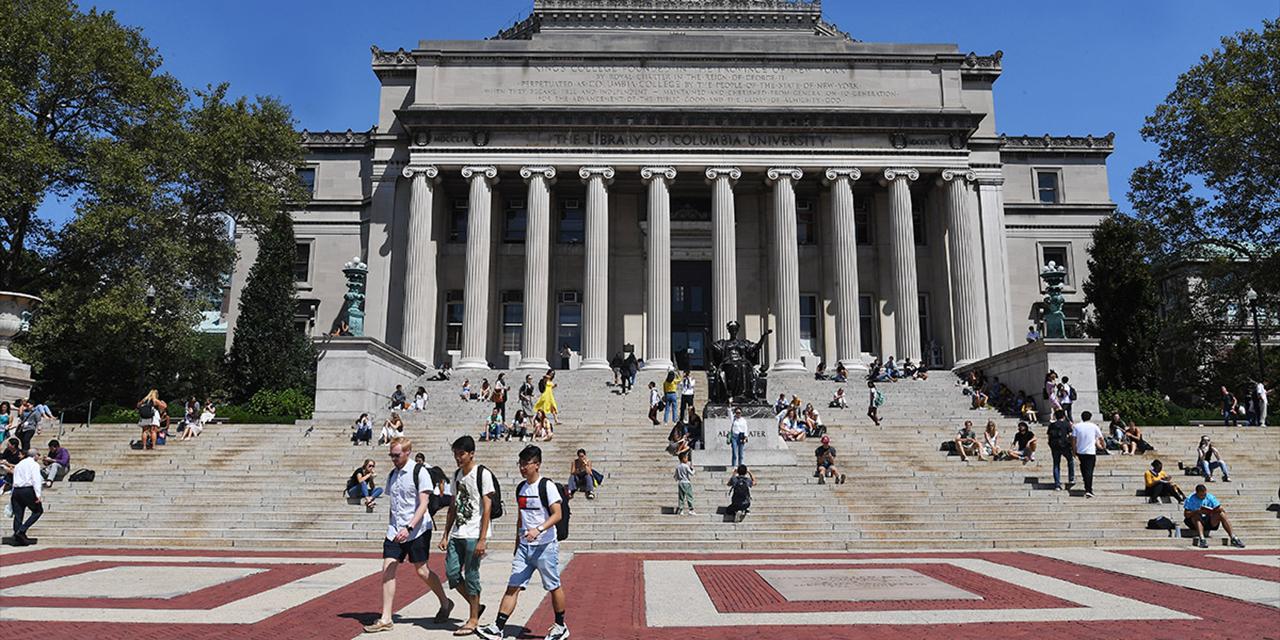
1060, 376, 1076, 422
729, 407, 747, 468
1046, 409, 1075, 490
363, 437, 452, 634
477, 445, 569, 640
439, 435, 496, 636
1069, 410, 1105, 498
9, 449, 43, 545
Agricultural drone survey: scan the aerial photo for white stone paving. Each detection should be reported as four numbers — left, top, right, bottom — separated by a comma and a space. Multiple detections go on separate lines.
1031, 549, 1280, 609
1207, 554, 1280, 569
0, 565, 264, 599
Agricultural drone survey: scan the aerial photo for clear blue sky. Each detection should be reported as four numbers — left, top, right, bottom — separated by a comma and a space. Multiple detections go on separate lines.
39, 0, 1279, 224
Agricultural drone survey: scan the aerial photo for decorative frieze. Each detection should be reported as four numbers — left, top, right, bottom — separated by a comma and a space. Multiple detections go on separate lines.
300, 128, 373, 148
1000, 133, 1116, 152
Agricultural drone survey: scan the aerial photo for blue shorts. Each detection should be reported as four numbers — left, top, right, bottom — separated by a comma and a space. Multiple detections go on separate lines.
508, 541, 561, 591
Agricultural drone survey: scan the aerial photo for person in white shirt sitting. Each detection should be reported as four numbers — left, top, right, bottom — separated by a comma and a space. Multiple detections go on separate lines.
829, 387, 848, 409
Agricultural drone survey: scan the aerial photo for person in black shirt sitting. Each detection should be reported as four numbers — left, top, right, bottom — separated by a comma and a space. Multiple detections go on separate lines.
813, 436, 845, 484
1010, 421, 1038, 464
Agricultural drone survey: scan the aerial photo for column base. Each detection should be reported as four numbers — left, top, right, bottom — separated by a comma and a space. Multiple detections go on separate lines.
516, 357, 550, 371
642, 358, 673, 371
455, 357, 490, 371
578, 357, 611, 371
771, 358, 807, 372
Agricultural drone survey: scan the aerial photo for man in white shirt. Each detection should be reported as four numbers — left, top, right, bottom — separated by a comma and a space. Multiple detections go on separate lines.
730, 407, 748, 468
1255, 380, 1268, 427
9, 450, 43, 545
1069, 411, 1106, 498
477, 445, 569, 640
439, 435, 495, 636
363, 437, 451, 634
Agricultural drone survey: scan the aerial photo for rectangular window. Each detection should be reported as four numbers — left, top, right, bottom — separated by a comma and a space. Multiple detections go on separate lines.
557, 295, 582, 353
799, 294, 819, 354
1037, 171, 1060, 204
918, 293, 932, 356
501, 290, 523, 352
854, 195, 871, 245
449, 201, 468, 243
858, 294, 875, 353
445, 290, 464, 351
297, 168, 316, 196
504, 199, 527, 244
1042, 246, 1070, 285
796, 200, 817, 245
558, 199, 584, 244
293, 243, 311, 283
912, 201, 927, 246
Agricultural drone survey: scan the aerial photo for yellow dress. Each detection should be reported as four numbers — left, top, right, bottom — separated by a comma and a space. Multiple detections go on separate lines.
534, 380, 558, 414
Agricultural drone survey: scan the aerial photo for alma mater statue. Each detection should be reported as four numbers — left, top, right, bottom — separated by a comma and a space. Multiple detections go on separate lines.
708, 321, 772, 404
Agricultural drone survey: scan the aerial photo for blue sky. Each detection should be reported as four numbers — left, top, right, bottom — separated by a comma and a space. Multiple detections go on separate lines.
39, 0, 1278, 224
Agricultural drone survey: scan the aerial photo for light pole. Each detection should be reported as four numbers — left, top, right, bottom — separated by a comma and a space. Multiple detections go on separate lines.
1246, 286, 1266, 385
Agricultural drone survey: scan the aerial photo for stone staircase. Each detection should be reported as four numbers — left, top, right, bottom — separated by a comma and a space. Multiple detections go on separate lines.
26, 370, 1280, 551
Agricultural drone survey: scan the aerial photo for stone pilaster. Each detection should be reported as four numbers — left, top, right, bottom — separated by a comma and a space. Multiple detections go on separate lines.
766, 167, 806, 372
518, 166, 556, 370
399, 165, 439, 364
883, 168, 922, 361
578, 166, 614, 371
706, 167, 741, 341
641, 166, 676, 371
824, 167, 864, 369
941, 169, 990, 365
457, 165, 498, 370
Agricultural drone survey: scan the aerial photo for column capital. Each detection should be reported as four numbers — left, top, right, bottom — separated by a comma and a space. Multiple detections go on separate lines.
765, 167, 804, 183
519, 165, 557, 182
823, 168, 862, 185
705, 166, 742, 183
882, 168, 920, 183
939, 168, 977, 185
640, 166, 677, 183
579, 166, 616, 183
402, 165, 439, 180
461, 165, 499, 183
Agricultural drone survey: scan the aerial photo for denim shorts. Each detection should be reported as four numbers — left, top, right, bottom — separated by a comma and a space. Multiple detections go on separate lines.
508, 541, 561, 591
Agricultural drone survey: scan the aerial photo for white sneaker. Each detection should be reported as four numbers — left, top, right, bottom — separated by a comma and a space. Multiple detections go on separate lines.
687, 510, 699, 516
545, 623, 570, 640
475, 623, 505, 640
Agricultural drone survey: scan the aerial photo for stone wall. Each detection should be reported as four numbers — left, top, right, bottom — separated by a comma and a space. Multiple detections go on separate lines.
954, 339, 1100, 423
313, 336, 427, 422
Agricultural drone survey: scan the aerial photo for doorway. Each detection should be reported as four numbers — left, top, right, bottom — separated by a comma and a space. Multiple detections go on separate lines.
671, 260, 712, 370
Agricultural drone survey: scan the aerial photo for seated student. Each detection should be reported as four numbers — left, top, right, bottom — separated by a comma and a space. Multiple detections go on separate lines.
412, 386, 427, 411
913, 361, 929, 381
802, 404, 825, 438
1010, 421, 1037, 463
1183, 484, 1245, 548
684, 406, 704, 450
773, 393, 788, 417
1144, 459, 1186, 503
507, 410, 530, 442
954, 420, 983, 462
182, 397, 201, 430
567, 448, 599, 500
833, 362, 848, 383
725, 465, 755, 523
459, 379, 473, 401
1020, 396, 1039, 424
345, 458, 384, 510
389, 384, 408, 410
480, 407, 505, 442
1105, 413, 1129, 452
1197, 436, 1231, 482
813, 436, 845, 484
479, 378, 492, 402
902, 358, 918, 379
829, 387, 849, 409
814, 361, 829, 381
351, 413, 373, 445
971, 387, 989, 409
777, 408, 807, 441
981, 420, 1002, 460
1125, 421, 1154, 453
378, 413, 405, 445
532, 409, 554, 442
884, 356, 900, 380
667, 421, 692, 457
429, 362, 452, 381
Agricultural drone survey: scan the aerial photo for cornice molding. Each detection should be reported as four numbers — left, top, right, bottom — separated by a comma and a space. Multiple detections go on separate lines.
300, 128, 374, 149
1000, 133, 1116, 153
494, 0, 852, 41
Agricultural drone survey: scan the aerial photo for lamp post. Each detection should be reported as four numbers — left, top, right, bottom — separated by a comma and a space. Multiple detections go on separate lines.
1246, 286, 1266, 385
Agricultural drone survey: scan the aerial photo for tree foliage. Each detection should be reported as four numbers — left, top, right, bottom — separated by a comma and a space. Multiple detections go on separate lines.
1083, 216, 1163, 390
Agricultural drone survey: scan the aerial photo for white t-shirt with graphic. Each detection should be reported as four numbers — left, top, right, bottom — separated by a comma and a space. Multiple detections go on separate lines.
447, 465, 495, 540
516, 478, 562, 546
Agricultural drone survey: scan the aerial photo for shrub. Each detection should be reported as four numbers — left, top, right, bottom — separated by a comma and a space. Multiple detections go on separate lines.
246, 388, 313, 419
93, 404, 138, 424
1100, 389, 1170, 425
216, 404, 296, 424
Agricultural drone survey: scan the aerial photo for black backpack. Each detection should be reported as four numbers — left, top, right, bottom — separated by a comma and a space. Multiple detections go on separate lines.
138, 400, 155, 420
729, 476, 752, 505
412, 463, 452, 515
68, 468, 95, 482
519, 477, 571, 541
1147, 515, 1177, 537
1068, 386, 1078, 402
453, 465, 504, 520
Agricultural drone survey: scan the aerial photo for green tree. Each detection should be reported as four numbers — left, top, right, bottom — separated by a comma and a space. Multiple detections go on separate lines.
1083, 215, 1163, 390
225, 214, 315, 402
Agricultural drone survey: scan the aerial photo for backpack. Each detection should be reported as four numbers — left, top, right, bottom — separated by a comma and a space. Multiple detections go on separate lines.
518, 478, 571, 541
1068, 386, 1078, 402
1146, 515, 1177, 537
873, 389, 885, 407
138, 400, 155, 420
729, 476, 752, 506
412, 463, 453, 515
940, 440, 958, 454
1048, 422, 1071, 449
68, 468, 95, 482
453, 465, 504, 520
491, 387, 506, 403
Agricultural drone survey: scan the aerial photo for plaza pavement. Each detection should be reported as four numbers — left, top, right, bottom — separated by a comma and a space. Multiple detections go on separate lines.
2, 544, 1277, 639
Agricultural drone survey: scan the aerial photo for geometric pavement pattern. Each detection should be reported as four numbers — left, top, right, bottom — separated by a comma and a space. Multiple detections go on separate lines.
2, 547, 1277, 639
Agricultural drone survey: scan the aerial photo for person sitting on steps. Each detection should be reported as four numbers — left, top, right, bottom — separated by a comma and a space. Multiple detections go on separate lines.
352, 413, 373, 445
1145, 459, 1186, 503
829, 387, 848, 409
567, 448, 599, 500
346, 458, 384, 511
955, 420, 983, 462
813, 436, 845, 485
1183, 483, 1245, 549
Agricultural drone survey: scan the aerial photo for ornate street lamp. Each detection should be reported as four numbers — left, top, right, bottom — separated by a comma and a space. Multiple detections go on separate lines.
1246, 286, 1266, 384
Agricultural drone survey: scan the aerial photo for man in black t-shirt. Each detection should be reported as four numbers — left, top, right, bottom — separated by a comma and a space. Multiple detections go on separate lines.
813, 436, 845, 484
1045, 410, 1075, 490
725, 465, 755, 523
1, 437, 22, 492
1011, 421, 1037, 464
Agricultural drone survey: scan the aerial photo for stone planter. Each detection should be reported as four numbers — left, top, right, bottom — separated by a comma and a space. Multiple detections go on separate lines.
0, 291, 42, 401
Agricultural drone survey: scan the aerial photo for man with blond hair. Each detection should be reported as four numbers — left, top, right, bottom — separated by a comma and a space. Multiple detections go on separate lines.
363, 437, 453, 633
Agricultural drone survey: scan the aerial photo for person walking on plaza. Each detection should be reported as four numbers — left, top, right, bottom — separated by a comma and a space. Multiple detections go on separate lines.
534, 371, 560, 425
662, 370, 680, 425
674, 450, 697, 516
1070, 411, 1105, 498
1046, 410, 1075, 490
362, 438, 451, 634
476, 445, 570, 640
678, 370, 696, 421
867, 381, 883, 426
9, 449, 44, 546
439, 435, 496, 636
1184, 484, 1245, 549
729, 406, 748, 468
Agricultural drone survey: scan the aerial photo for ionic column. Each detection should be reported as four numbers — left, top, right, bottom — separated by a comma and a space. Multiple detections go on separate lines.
883, 168, 922, 361
578, 166, 614, 371
941, 169, 990, 365
641, 166, 676, 371
766, 167, 806, 372
518, 166, 556, 370
706, 167, 741, 341
457, 165, 498, 370
400, 165, 439, 364
824, 168, 864, 369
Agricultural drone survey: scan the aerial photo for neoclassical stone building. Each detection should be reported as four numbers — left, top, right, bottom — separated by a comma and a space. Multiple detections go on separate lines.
226, 0, 1117, 373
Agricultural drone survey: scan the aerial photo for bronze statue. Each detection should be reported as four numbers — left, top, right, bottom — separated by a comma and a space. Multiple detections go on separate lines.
708, 321, 772, 404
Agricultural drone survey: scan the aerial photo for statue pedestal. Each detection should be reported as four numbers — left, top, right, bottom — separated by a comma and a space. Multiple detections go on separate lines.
0, 291, 40, 401
701, 404, 796, 468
